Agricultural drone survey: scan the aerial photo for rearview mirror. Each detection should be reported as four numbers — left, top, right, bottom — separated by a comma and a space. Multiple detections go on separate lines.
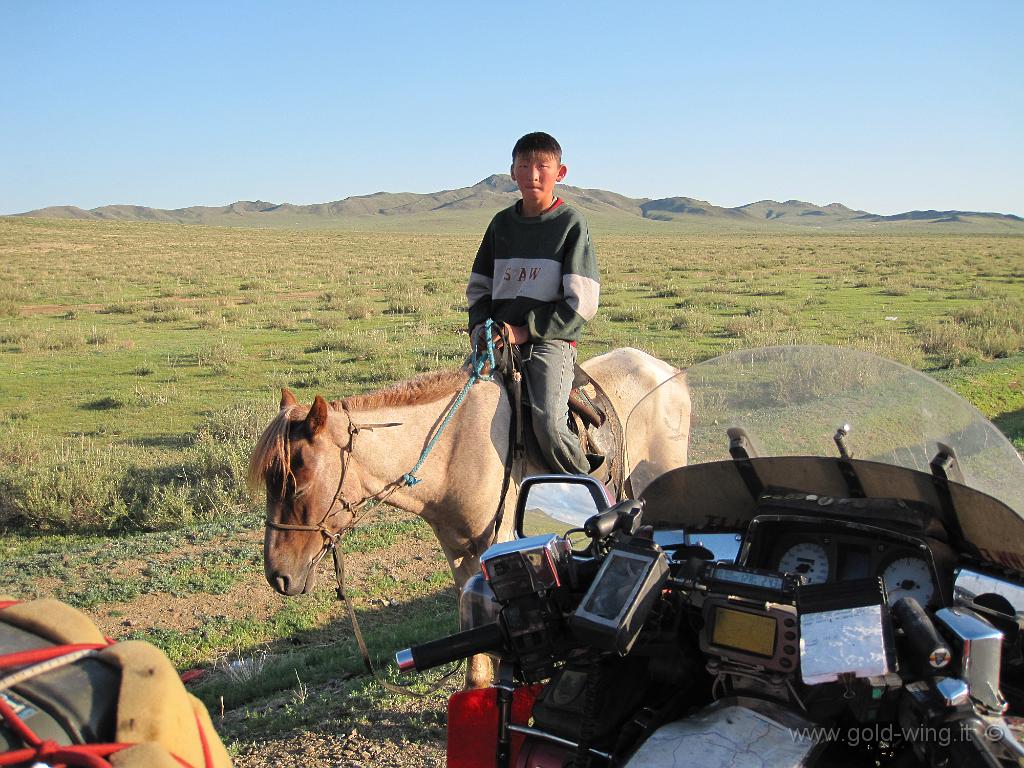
515, 474, 611, 538
954, 568, 1024, 619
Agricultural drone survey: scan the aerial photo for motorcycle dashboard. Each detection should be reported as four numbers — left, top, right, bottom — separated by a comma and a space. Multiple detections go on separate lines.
739, 516, 948, 609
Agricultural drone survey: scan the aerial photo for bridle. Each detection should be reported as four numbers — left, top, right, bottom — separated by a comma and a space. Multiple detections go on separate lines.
264, 334, 517, 557
262, 402, 462, 695
264, 401, 403, 560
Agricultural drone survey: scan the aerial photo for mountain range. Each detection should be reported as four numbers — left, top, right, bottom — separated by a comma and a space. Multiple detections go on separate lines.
12, 175, 1024, 233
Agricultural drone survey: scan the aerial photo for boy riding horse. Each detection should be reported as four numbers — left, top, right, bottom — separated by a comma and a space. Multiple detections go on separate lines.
467, 132, 602, 476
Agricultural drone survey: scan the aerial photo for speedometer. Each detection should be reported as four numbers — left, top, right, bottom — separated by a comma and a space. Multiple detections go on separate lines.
882, 557, 935, 606
778, 542, 830, 585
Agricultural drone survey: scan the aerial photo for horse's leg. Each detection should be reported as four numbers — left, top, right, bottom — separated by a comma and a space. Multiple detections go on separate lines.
466, 653, 495, 689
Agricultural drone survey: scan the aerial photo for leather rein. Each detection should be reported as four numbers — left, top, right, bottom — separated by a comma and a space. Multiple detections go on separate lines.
263, 401, 462, 696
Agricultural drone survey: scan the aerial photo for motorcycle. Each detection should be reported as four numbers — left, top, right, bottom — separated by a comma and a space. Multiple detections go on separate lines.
397, 345, 1024, 767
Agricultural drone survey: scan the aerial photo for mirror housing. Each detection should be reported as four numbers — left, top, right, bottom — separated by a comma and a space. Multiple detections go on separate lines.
955, 568, 1024, 622
515, 474, 612, 539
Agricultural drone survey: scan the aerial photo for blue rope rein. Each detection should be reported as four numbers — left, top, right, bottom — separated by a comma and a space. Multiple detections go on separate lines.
402, 319, 497, 486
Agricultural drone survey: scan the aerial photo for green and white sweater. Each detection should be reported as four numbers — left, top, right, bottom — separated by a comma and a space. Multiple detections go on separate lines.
467, 199, 600, 342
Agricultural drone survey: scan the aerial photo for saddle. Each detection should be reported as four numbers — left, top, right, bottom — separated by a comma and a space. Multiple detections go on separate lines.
568, 365, 626, 501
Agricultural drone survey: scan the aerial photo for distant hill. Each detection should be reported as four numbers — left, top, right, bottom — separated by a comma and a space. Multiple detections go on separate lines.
12, 176, 1024, 233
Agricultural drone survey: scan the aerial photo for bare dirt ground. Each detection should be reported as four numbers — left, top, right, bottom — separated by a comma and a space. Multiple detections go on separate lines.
230, 706, 447, 768
215, 525, 453, 767
88, 524, 447, 640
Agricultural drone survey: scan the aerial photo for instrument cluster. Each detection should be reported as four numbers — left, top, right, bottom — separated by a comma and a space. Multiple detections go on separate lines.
743, 520, 944, 608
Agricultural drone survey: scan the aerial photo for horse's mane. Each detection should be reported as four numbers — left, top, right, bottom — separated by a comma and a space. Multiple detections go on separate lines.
341, 367, 470, 411
247, 367, 470, 492
247, 404, 306, 493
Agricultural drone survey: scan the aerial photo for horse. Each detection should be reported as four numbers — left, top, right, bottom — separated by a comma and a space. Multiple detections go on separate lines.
247, 346, 690, 686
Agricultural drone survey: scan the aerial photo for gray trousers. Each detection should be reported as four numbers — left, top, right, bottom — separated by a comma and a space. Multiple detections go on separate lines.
519, 339, 589, 475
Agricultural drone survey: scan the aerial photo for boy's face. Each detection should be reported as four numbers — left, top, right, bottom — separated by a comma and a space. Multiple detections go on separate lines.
511, 151, 567, 213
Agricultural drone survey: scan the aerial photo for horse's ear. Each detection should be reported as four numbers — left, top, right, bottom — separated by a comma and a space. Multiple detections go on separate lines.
305, 394, 329, 437
280, 388, 297, 410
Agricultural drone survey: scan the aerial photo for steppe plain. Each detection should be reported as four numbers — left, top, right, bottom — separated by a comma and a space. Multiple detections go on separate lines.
1, 213, 1023, 765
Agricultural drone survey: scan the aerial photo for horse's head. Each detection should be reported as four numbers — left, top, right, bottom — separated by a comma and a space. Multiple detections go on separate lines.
249, 388, 357, 596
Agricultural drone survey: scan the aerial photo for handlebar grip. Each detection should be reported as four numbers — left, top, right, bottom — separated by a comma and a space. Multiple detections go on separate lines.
397, 622, 505, 672
584, 508, 621, 539
892, 596, 951, 670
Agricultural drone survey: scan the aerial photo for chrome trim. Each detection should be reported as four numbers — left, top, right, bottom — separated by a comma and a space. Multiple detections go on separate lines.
955, 568, 1024, 618
935, 677, 970, 707
981, 717, 1024, 759
481, 533, 563, 563
507, 724, 612, 760
934, 607, 1006, 714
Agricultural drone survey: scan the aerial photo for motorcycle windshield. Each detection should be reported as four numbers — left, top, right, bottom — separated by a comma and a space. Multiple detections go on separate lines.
625, 346, 1024, 571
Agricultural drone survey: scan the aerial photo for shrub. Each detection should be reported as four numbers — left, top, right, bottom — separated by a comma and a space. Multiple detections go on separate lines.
0, 435, 131, 530
852, 329, 926, 368
42, 330, 85, 351
86, 325, 113, 345
203, 339, 245, 375
608, 304, 656, 324
915, 300, 1024, 367
0, 402, 272, 533
143, 308, 190, 323
670, 309, 714, 335
345, 298, 377, 320
880, 277, 912, 296
0, 287, 27, 317
102, 302, 137, 315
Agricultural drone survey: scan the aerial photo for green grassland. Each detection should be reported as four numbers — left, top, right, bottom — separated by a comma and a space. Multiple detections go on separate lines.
1, 216, 1022, 531
0, 216, 1022, 758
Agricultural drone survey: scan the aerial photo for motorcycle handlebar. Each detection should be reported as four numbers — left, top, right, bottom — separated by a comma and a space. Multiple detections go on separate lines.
892, 596, 951, 670
584, 507, 622, 539
396, 622, 505, 672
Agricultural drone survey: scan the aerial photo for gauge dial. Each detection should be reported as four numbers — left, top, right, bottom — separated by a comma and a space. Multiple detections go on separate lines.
882, 557, 935, 606
778, 542, 830, 585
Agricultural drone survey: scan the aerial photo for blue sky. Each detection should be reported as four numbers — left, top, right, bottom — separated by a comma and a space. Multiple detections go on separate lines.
2, 1, 1021, 215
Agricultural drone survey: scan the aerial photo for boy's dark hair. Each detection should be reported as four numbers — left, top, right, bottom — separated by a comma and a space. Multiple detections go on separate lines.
512, 132, 562, 162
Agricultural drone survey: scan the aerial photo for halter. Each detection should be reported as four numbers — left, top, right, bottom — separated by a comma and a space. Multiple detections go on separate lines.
262, 402, 464, 696
264, 401, 403, 552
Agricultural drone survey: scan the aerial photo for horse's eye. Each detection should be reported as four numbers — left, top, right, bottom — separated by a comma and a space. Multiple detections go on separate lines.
266, 468, 297, 499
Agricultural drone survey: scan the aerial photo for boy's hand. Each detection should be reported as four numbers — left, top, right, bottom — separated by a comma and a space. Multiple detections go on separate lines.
503, 324, 528, 344
470, 324, 500, 354
470, 323, 529, 353
470, 324, 485, 351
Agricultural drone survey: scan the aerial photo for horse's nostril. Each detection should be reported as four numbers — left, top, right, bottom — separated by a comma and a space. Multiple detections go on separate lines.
273, 574, 290, 594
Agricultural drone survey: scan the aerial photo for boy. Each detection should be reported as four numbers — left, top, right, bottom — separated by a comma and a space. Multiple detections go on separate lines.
466, 132, 600, 475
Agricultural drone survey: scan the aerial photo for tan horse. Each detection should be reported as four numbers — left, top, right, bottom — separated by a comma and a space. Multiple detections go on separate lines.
248, 347, 689, 685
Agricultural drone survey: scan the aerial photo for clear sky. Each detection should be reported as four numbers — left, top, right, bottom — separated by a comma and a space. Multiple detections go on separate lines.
2, 1, 1021, 216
